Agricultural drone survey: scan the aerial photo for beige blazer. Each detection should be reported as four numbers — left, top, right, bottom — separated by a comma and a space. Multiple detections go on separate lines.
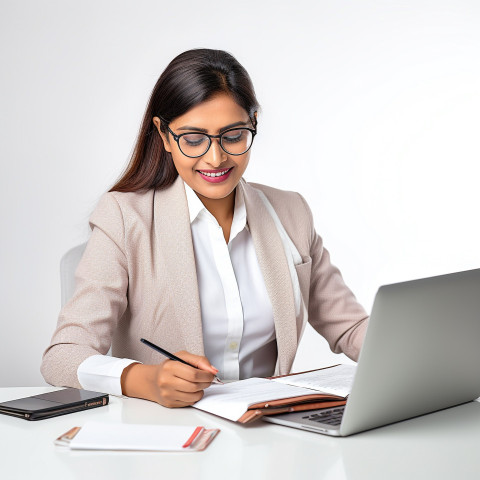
41, 176, 368, 388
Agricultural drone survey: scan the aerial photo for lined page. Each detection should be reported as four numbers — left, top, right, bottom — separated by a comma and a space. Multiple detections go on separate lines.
193, 378, 322, 421
272, 364, 356, 397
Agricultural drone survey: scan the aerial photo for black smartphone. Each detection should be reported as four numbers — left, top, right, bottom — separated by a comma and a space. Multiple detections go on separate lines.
0, 388, 109, 421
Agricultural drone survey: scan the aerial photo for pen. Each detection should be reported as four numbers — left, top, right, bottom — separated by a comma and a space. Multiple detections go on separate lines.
140, 338, 224, 384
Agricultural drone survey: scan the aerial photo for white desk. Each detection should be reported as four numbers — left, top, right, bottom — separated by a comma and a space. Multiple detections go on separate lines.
1, 387, 480, 480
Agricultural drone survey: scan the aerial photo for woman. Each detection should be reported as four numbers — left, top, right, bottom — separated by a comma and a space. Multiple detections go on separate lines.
41, 48, 368, 408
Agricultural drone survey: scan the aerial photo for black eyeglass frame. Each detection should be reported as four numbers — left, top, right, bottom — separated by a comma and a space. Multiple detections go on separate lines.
158, 116, 257, 158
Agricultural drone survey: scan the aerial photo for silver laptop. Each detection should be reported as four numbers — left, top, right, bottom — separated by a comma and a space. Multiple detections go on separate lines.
263, 268, 480, 436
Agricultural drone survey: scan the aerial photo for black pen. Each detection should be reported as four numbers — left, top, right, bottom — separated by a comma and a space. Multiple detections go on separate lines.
140, 338, 223, 384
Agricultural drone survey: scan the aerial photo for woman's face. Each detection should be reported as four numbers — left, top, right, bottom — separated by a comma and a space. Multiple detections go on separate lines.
153, 92, 256, 202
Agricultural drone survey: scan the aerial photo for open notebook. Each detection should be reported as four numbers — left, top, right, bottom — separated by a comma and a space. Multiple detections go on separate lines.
193, 364, 356, 423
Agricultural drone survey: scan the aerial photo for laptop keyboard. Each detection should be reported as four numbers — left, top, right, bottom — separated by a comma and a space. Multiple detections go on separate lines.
302, 406, 345, 426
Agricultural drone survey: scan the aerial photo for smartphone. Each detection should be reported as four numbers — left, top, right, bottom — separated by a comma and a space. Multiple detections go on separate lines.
0, 388, 109, 420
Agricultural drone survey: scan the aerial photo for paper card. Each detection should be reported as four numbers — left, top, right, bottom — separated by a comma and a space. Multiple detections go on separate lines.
55, 422, 218, 452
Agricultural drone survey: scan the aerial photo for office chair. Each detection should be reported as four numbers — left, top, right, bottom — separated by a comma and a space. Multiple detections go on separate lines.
60, 242, 87, 307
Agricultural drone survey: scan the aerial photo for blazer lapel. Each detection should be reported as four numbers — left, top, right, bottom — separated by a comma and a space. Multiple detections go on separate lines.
239, 179, 298, 375
153, 176, 204, 355
151, 176, 298, 373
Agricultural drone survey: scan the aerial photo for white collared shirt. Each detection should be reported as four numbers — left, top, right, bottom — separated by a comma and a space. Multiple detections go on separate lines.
77, 181, 277, 395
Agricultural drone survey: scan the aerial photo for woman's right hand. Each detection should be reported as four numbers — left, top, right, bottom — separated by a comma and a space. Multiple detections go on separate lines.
120, 351, 218, 407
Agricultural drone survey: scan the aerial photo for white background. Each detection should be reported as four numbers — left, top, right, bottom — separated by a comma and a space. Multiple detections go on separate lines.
1, 0, 479, 386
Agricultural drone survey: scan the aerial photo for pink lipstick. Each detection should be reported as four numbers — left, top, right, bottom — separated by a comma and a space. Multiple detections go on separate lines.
197, 167, 234, 183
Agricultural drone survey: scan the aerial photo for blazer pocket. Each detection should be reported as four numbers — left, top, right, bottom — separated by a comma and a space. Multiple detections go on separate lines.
295, 256, 312, 307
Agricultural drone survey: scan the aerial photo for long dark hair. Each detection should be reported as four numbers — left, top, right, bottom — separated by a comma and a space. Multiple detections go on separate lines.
110, 49, 260, 193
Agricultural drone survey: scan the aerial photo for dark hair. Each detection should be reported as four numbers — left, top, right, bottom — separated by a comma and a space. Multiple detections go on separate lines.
109, 48, 260, 193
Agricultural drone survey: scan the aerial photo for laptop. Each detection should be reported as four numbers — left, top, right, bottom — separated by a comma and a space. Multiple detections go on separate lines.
263, 268, 480, 436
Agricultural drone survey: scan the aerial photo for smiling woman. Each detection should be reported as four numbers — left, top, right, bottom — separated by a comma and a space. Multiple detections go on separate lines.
41, 48, 369, 409
109, 49, 259, 196
153, 93, 256, 235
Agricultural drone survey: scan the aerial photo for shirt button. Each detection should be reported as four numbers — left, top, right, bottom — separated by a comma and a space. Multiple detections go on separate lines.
229, 341, 238, 351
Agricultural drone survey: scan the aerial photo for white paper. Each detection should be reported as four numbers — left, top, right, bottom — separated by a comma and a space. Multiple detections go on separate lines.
193, 377, 325, 421
68, 422, 201, 451
272, 364, 356, 397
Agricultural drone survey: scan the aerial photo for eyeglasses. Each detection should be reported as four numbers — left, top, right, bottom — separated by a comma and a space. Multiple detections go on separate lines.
160, 118, 257, 158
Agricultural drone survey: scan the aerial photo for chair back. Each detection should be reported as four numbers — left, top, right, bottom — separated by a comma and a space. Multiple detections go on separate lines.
60, 242, 87, 307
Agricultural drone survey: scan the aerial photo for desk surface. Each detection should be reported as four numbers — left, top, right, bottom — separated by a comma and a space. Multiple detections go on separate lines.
1, 387, 480, 480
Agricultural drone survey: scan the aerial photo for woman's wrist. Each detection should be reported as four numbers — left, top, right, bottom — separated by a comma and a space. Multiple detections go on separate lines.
120, 363, 156, 401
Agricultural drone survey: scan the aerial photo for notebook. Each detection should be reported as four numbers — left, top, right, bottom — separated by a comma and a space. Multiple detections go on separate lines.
193, 364, 355, 423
